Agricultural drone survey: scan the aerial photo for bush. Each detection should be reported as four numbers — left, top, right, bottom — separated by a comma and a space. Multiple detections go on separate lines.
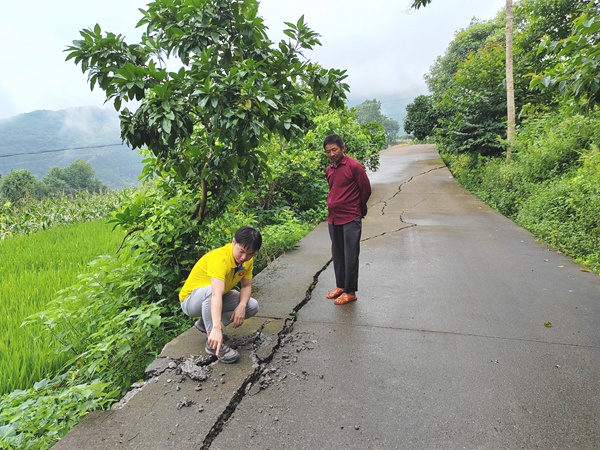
514, 112, 596, 181
517, 145, 600, 271
0, 375, 116, 449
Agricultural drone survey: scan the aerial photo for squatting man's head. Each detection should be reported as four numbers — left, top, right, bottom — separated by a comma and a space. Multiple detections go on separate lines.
232, 226, 262, 265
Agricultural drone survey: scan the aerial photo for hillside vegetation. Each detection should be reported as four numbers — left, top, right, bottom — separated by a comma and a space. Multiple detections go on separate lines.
0, 107, 143, 188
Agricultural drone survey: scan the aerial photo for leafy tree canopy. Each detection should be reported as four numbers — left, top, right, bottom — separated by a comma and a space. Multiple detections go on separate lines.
43, 160, 106, 196
0, 169, 44, 204
435, 41, 507, 156
353, 99, 399, 146
425, 18, 503, 98
528, 4, 600, 112
66, 0, 350, 223
403, 95, 438, 140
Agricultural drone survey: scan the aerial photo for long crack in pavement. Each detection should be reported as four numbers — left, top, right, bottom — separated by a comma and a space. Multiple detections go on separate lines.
198, 258, 332, 449
366, 166, 445, 241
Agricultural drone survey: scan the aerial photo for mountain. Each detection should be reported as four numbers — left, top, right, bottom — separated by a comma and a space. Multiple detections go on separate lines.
0, 107, 144, 189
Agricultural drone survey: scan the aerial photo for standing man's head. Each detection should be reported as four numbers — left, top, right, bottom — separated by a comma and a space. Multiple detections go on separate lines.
323, 134, 346, 167
232, 226, 262, 264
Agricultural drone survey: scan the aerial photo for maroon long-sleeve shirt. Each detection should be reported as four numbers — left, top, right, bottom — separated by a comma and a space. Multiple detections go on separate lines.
326, 154, 372, 225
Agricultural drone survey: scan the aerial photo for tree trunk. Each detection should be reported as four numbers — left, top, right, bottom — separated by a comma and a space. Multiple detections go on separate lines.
505, 0, 516, 160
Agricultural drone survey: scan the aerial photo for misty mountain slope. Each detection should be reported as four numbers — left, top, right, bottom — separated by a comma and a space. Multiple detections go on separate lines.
0, 107, 143, 189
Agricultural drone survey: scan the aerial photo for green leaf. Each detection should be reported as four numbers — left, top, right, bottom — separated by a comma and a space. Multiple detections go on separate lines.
116, 342, 132, 358
162, 118, 172, 134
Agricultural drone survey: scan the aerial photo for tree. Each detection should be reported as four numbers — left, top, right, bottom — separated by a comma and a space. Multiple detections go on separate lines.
0, 169, 44, 204
66, 0, 349, 224
412, 0, 514, 160
354, 99, 383, 124
43, 168, 72, 195
425, 18, 502, 97
66, 0, 351, 304
529, 5, 600, 112
404, 95, 438, 140
42, 160, 106, 196
435, 42, 507, 156
515, 0, 589, 77
353, 99, 399, 145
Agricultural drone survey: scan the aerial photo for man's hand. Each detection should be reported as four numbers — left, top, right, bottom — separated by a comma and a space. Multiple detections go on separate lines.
208, 327, 223, 356
230, 303, 246, 328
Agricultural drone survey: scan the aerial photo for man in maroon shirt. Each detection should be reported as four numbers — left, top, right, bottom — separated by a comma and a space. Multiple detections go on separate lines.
323, 134, 372, 305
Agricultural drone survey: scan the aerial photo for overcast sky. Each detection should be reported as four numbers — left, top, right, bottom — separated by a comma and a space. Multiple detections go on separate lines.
0, 0, 505, 121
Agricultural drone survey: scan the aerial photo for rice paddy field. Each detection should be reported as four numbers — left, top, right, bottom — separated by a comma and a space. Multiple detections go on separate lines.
0, 220, 122, 395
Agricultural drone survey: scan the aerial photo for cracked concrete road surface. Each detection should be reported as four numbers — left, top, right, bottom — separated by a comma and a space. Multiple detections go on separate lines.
54, 145, 600, 449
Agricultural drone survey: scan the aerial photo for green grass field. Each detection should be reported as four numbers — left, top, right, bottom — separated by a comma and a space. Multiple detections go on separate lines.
0, 220, 122, 395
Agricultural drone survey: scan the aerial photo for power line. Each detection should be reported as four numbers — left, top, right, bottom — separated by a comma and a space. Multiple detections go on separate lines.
0, 143, 128, 159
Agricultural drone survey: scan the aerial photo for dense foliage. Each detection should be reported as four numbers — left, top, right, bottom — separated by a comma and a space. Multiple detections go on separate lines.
436, 41, 508, 156
406, 0, 598, 152
528, 8, 600, 112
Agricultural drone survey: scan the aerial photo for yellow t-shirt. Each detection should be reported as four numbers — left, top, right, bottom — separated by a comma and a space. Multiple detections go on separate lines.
178, 243, 253, 301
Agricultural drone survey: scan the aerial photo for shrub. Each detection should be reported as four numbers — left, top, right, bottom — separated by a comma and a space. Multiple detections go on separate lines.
517, 145, 600, 271
514, 112, 595, 181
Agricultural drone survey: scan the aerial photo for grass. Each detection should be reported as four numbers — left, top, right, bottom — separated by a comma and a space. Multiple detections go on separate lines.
0, 220, 122, 395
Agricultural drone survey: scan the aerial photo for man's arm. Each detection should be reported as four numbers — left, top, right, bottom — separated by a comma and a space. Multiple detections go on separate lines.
354, 163, 372, 215
230, 277, 252, 328
208, 277, 226, 355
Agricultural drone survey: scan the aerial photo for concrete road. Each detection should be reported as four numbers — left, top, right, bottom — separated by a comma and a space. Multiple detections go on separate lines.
55, 145, 600, 449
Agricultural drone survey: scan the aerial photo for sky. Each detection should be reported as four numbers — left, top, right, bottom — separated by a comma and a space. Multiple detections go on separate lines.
0, 0, 506, 122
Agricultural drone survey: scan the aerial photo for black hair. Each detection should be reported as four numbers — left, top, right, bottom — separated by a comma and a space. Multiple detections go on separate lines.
323, 134, 345, 149
234, 226, 262, 252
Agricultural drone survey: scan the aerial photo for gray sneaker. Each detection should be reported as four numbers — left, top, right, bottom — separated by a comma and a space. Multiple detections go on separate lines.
205, 341, 239, 364
195, 320, 229, 340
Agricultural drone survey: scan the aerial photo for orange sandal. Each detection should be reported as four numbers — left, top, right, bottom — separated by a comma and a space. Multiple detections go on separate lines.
334, 293, 357, 305
326, 288, 344, 299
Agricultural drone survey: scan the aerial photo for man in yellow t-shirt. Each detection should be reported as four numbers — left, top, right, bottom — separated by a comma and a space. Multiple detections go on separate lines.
179, 226, 262, 363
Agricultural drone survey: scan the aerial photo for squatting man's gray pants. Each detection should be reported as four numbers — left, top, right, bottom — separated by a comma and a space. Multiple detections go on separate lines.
180, 285, 259, 332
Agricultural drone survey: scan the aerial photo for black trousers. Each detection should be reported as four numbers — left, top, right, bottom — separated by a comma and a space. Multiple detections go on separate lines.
328, 218, 362, 293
